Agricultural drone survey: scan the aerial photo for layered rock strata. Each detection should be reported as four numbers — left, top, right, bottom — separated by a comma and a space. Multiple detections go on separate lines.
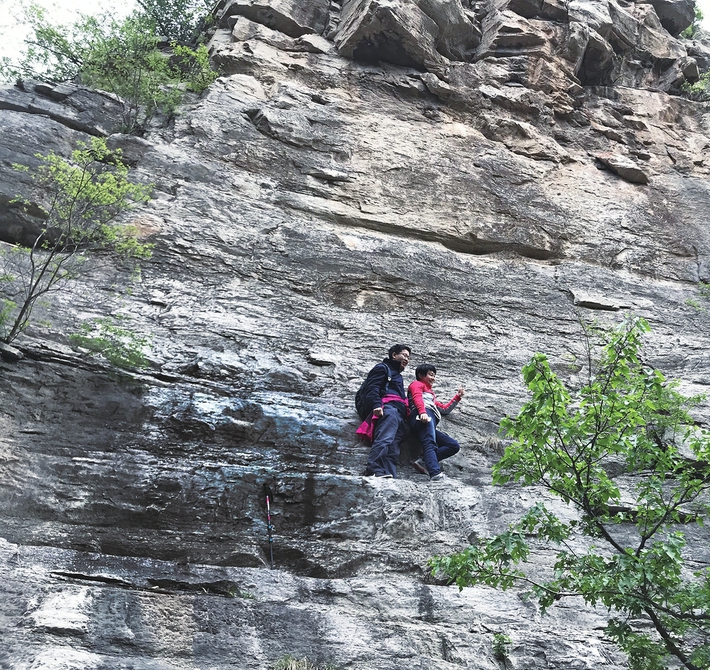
1, 0, 710, 667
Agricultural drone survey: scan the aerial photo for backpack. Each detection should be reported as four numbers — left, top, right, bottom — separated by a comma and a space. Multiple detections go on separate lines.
355, 363, 392, 421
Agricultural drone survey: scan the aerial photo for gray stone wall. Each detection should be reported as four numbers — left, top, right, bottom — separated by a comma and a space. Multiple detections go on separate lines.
1, 0, 710, 667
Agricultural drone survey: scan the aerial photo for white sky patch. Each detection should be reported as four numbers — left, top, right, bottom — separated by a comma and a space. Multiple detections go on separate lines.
0, 0, 136, 63
698, 0, 710, 26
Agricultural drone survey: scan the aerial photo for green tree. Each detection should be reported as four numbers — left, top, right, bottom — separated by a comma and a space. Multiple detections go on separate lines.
0, 5, 103, 84
78, 12, 185, 132
2, 4, 218, 132
135, 0, 213, 44
492, 633, 512, 661
1, 137, 152, 344
431, 317, 710, 670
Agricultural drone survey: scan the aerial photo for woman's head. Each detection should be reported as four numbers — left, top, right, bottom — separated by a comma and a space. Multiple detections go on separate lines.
415, 363, 437, 384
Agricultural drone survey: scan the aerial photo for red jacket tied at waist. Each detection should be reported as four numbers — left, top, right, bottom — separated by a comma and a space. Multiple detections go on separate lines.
355, 395, 407, 441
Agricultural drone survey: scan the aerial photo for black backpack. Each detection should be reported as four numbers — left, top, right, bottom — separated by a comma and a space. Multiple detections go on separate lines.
355, 363, 392, 421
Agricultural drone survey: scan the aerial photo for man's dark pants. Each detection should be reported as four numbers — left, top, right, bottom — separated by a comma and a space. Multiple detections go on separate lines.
366, 404, 405, 477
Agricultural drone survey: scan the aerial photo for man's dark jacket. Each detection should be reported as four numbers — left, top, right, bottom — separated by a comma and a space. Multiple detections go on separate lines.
362, 357, 407, 419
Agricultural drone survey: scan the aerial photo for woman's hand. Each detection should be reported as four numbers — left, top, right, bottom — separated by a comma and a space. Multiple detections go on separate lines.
419, 413, 430, 423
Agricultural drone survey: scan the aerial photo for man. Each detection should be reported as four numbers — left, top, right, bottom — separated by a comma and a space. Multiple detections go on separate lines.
361, 344, 411, 478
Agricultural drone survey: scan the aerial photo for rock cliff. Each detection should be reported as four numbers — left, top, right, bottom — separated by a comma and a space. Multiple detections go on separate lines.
1, 0, 710, 667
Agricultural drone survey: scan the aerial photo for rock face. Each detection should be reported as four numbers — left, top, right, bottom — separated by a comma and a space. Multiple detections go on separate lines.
1, 0, 710, 668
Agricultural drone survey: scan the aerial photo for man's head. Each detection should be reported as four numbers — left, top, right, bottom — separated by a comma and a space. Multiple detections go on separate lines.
388, 344, 411, 370
415, 363, 437, 385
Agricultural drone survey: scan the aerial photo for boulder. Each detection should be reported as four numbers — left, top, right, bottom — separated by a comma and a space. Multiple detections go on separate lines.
640, 0, 696, 36
335, 0, 451, 75
215, 0, 331, 36
595, 152, 651, 183
335, 0, 480, 67
570, 23, 617, 85
0, 80, 124, 136
565, 0, 690, 92
0, 342, 23, 362
475, 9, 548, 60
414, 0, 482, 58
611, 2, 686, 62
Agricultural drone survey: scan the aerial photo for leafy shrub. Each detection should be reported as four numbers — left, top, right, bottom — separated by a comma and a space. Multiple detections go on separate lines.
136, 0, 213, 44
682, 70, 710, 102
171, 43, 218, 93
681, 5, 704, 39
69, 315, 150, 370
492, 633, 512, 660
79, 13, 184, 131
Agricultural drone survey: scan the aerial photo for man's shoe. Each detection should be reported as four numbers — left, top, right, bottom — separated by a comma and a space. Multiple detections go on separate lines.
430, 472, 446, 482
412, 459, 428, 475
376, 473, 394, 478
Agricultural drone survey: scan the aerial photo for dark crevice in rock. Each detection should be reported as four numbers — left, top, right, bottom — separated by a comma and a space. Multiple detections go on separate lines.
52, 571, 133, 587
573, 299, 621, 311
439, 236, 556, 260
146, 577, 254, 596
51, 571, 259, 598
